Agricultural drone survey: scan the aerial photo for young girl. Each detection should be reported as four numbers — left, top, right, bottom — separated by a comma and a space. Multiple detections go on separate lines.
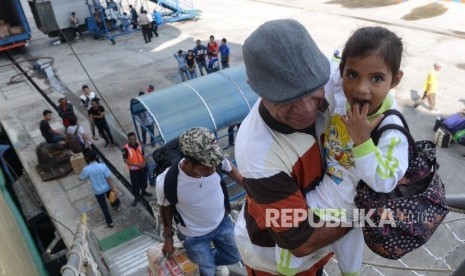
276, 26, 409, 276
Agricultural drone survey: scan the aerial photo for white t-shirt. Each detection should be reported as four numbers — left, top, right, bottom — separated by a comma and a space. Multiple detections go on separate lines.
80, 92, 96, 110
156, 158, 231, 237
67, 125, 91, 147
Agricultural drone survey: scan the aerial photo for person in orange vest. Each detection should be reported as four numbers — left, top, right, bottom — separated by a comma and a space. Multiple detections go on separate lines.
122, 132, 152, 206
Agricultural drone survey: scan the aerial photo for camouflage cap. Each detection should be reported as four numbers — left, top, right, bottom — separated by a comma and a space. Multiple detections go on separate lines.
179, 127, 227, 167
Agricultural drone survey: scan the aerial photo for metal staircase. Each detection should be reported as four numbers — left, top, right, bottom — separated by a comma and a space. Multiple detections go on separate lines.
103, 234, 158, 276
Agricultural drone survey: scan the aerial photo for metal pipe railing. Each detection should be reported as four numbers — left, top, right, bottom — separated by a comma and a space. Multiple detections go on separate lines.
61, 214, 99, 276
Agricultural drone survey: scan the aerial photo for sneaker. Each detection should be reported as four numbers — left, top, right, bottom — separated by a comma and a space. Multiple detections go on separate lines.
131, 200, 138, 207
215, 266, 229, 276
142, 191, 153, 197
104, 142, 109, 148
107, 222, 114, 228
92, 136, 98, 140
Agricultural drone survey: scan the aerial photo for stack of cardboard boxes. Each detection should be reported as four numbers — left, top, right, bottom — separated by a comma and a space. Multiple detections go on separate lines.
70, 152, 87, 175
0, 19, 24, 38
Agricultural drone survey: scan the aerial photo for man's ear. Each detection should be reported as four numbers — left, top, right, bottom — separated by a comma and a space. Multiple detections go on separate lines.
391, 70, 404, 88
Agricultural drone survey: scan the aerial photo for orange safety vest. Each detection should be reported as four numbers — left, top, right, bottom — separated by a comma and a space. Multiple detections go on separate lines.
124, 143, 145, 171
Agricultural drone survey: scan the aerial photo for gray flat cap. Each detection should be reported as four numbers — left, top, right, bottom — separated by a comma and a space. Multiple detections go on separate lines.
243, 19, 330, 103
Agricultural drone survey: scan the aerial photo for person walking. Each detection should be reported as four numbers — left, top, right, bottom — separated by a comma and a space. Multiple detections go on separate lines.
88, 99, 116, 148
148, 10, 159, 38
156, 127, 243, 276
138, 10, 151, 43
79, 150, 120, 228
285, 26, 409, 276
413, 62, 442, 112
234, 19, 348, 275
122, 132, 152, 206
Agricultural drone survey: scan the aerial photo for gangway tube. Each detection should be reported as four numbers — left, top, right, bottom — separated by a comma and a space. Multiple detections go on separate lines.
130, 65, 258, 144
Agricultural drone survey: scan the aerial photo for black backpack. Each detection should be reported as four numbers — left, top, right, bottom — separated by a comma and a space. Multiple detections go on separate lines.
153, 137, 231, 227
65, 125, 83, 154
152, 137, 182, 177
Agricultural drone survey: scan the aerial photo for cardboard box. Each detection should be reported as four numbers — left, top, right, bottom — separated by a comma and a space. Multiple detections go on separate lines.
70, 153, 87, 175
9, 26, 24, 35
147, 243, 200, 276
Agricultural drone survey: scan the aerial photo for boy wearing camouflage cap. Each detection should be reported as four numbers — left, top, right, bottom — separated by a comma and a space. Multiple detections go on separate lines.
156, 127, 243, 275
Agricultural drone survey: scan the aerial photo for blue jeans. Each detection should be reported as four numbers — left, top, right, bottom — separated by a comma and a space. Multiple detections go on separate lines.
179, 67, 190, 82
183, 215, 241, 275
51, 135, 64, 143
196, 60, 208, 76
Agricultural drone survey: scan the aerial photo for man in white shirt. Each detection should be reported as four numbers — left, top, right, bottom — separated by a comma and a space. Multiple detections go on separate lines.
80, 84, 98, 140
156, 127, 243, 275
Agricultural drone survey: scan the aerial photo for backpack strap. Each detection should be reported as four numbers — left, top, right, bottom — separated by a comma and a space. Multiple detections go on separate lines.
163, 158, 182, 206
217, 165, 231, 212
163, 159, 231, 229
371, 110, 418, 157
372, 109, 409, 136
163, 158, 186, 227
74, 125, 80, 136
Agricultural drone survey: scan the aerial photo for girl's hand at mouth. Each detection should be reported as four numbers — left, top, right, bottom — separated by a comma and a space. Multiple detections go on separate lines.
342, 101, 384, 146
